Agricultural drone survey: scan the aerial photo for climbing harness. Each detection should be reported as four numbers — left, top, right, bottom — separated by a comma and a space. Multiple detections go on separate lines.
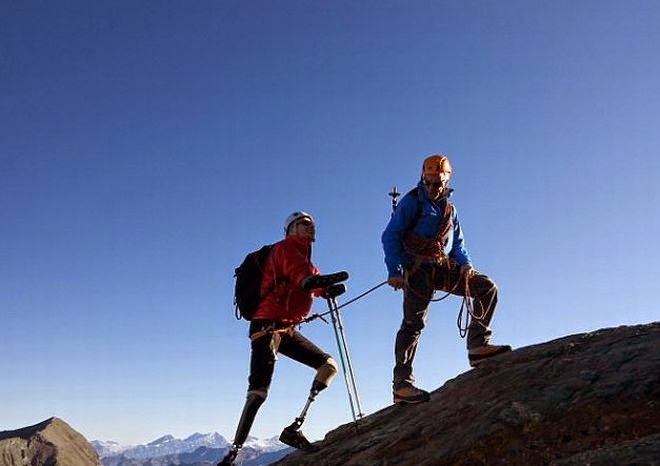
249, 323, 294, 342
390, 184, 494, 338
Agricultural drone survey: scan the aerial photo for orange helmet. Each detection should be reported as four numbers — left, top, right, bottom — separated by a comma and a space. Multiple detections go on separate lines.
422, 154, 451, 177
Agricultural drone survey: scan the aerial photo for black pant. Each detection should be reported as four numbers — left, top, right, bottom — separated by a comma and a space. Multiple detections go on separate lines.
393, 262, 498, 388
248, 320, 331, 393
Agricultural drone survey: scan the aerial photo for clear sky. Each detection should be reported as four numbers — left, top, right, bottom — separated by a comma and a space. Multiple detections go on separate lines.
2, 0, 659, 446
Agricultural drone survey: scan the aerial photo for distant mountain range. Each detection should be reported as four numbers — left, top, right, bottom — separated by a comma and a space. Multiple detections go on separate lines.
92, 432, 292, 466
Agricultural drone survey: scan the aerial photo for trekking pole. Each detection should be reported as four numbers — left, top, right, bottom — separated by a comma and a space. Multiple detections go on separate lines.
332, 297, 364, 419
324, 284, 364, 423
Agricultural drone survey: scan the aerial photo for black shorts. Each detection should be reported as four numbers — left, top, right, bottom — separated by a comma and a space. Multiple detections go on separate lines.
247, 320, 331, 392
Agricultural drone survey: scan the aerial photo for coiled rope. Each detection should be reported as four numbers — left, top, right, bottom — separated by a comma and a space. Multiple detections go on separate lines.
404, 263, 495, 338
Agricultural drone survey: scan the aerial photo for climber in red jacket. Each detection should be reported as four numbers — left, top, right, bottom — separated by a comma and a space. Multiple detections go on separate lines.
219, 211, 348, 466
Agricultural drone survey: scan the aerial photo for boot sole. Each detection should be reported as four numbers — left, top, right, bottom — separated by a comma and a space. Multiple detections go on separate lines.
469, 346, 512, 367
393, 394, 431, 404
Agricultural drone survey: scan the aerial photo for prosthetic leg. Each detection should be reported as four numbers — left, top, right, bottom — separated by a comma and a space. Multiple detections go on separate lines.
218, 391, 266, 466
279, 359, 337, 452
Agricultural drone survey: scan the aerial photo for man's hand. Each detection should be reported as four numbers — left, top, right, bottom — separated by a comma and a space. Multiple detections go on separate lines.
461, 264, 476, 279
387, 275, 405, 290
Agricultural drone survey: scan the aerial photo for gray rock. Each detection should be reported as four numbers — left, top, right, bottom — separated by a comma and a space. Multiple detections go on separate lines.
275, 322, 660, 465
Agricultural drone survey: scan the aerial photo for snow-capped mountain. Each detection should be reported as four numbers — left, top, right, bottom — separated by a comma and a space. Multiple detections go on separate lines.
90, 440, 131, 458
93, 432, 289, 465
93, 432, 229, 459
243, 435, 286, 453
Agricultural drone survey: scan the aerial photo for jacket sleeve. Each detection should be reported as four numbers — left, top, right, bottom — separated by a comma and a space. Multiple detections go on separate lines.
449, 205, 472, 266
381, 193, 418, 277
278, 241, 317, 288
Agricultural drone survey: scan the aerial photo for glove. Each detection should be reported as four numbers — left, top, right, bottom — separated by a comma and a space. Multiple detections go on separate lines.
387, 275, 404, 290
301, 271, 349, 291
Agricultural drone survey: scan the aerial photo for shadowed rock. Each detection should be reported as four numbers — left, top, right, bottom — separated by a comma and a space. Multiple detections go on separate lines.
0, 417, 101, 466
275, 322, 660, 465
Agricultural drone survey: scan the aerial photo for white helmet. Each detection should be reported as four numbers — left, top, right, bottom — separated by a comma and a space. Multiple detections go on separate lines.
284, 211, 314, 234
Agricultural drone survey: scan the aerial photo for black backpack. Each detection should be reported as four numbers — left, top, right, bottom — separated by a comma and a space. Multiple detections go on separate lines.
233, 245, 274, 320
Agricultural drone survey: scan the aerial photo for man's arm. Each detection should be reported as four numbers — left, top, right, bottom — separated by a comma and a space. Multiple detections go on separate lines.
449, 205, 472, 267
278, 241, 317, 288
382, 193, 418, 280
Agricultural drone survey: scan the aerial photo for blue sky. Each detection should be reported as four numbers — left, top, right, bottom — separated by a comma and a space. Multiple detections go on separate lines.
2, 0, 659, 446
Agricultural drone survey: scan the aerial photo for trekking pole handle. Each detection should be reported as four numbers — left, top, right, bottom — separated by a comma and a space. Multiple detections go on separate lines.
323, 283, 346, 299
301, 271, 349, 291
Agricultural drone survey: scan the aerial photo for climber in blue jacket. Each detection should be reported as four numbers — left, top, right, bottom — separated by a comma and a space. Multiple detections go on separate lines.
382, 154, 511, 404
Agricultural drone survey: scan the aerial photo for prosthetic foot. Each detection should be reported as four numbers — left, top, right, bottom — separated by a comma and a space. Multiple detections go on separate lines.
279, 425, 319, 452
279, 379, 328, 452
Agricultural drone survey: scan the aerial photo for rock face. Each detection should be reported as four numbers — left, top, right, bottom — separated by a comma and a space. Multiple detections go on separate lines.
0, 417, 101, 466
276, 322, 660, 465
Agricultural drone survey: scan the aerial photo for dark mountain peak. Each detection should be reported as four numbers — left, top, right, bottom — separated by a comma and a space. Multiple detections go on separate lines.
0, 416, 59, 441
276, 322, 660, 465
0, 417, 101, 465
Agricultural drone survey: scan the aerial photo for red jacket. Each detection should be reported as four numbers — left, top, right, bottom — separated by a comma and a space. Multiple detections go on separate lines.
251, 235, 319, 323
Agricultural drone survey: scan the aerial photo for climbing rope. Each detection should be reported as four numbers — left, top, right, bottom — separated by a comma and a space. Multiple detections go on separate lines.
336, 280, 388, 311
403, 262, 495, 338
456, 272, 496, 338
302, 280, 388, 323
301, 266, 496, 340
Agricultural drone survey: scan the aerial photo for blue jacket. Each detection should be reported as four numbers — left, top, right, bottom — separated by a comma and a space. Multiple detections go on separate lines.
381, 181, 471, 277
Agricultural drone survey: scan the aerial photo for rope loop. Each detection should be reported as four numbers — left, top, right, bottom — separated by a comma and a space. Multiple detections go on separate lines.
403, 260, 495, 338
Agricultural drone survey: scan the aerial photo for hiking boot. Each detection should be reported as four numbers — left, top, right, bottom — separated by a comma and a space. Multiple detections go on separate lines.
217, 448, 237, 466
468, 344, 512, 367
393, 385, 430, 404
279, 426, 320, 452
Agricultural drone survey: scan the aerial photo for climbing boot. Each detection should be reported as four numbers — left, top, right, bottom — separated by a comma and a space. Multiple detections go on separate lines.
393, 385, 430, 404
468, 344, 512, 367
279, 426, 320, 452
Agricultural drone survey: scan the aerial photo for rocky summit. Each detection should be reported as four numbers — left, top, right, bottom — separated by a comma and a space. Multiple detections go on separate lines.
0, 417, 101, 466
276, 322, 660, 466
